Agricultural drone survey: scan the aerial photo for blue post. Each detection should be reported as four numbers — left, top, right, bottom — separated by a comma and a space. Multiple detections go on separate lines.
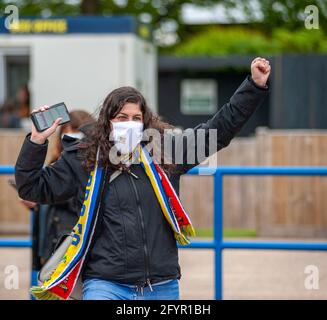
30, 209, 38, 300
214, 171, 223, 300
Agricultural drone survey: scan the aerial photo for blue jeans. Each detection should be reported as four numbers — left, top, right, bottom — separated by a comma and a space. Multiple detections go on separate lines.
82, 278, 180, 300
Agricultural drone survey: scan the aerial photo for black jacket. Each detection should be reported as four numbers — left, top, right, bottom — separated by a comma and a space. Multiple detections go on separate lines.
15, 76, 269, 288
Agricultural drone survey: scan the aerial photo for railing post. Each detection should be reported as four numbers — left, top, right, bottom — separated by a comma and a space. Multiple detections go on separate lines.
214, 170, 223, 300
30, 209, 38, 300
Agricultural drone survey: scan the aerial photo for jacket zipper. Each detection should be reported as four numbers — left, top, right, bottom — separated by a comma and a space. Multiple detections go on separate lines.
127, 170, 153, 293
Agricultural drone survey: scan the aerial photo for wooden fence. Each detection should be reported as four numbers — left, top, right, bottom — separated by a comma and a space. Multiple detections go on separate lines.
1, 128, 327, 237
0, 130, 30, 234
180, 127, 327, 237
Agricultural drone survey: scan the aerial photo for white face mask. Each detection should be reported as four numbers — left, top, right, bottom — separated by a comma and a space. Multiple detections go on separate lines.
110, 121, 144, 155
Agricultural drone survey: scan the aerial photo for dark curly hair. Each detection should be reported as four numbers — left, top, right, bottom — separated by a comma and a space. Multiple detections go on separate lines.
80, 86, 177, 175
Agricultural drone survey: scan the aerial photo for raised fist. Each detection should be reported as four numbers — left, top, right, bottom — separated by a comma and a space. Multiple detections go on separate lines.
251, 57, 271, 87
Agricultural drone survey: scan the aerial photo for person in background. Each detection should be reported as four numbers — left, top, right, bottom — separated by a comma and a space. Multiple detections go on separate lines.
0, 84, 31, 130
0, 98, 21, 128
16, 84, 31, 131
47, 110, 95, 164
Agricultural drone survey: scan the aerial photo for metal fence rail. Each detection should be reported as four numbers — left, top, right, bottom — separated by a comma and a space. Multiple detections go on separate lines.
1, 165, 327, 300
179, 166, 327, 299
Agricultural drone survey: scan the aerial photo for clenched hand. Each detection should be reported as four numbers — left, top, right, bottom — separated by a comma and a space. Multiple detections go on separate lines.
251, 57, 271, 87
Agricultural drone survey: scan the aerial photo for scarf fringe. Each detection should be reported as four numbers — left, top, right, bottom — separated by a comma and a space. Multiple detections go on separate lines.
175, 225, 196, 246
181, 224, 196, 237
174, 233, 189, 245
30, 286, 63, 300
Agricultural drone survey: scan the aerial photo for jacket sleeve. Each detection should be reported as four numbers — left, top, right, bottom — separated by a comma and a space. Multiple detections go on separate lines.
15, 133, 79, 204
167, 75, 269, 174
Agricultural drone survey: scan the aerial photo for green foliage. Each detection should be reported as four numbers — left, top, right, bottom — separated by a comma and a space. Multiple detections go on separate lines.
1, 0, 326, 50
195, 228, 257, 238
223, 0, 327, 34
273, 28, 327, 53
0, 0, 221, 44
172, 27, 276, 56
171, 26, 327, 56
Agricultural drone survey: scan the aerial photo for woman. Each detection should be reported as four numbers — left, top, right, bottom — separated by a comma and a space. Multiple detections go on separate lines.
15, 57, 271, 300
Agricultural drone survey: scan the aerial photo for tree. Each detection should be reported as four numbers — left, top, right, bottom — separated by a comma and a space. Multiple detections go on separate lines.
0, 0, 222, 45
224, 0, 327, 33
1, 0, 325, 47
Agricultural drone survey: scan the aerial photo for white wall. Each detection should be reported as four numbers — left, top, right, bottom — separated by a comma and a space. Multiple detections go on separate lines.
0, 33, 157, 116
134, 37, 157, 111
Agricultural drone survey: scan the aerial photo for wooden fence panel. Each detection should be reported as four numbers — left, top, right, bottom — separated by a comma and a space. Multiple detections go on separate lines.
0, 130, 30, 234
1, 128, 327, 237
180, 137, 258, 230
257, 128, 327, 237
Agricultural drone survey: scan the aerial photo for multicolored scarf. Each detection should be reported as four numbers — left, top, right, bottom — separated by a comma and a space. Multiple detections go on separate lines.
30, 144, 195, 300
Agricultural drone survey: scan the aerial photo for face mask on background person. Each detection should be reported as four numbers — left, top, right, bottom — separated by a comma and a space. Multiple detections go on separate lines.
61, 132, 85, 140
110, 121, 144, 155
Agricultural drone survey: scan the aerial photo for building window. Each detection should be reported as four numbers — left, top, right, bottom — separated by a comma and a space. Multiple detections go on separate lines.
5, 55, 29, 100
180, 78, 217, 115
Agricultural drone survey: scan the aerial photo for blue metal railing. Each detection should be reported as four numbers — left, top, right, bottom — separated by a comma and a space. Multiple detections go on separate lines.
0, 165, 36, 300
178, 166, 327, 299
0, 164, 33, 249
1, 165, 327, 300
0, 161, 32, 246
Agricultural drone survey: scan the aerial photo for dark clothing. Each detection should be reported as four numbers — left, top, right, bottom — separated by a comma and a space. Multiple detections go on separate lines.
14, 76, 269, 287
83, 163, 181, 285
38, 199, 79, 262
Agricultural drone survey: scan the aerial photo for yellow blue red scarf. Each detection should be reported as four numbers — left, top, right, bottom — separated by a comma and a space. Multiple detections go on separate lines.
30, 144, 195, 300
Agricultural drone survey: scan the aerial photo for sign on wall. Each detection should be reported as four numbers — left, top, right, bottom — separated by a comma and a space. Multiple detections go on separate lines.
181, 79, 217, 115
0, 16, 151, 39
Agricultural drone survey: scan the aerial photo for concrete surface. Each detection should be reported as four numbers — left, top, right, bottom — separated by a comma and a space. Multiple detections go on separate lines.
1, 238, 327, 300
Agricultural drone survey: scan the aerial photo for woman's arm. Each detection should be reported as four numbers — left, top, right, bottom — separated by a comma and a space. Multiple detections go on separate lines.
168, 57, 271, 174
15, 133, 78, 204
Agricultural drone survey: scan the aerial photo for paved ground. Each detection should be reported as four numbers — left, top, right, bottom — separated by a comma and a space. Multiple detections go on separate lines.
1, 238, 327, 300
